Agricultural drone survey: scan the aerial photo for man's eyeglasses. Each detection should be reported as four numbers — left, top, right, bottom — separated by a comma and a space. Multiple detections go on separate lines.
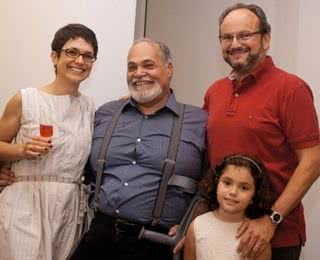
61, 48, 96, 63
219, 30, 264, 45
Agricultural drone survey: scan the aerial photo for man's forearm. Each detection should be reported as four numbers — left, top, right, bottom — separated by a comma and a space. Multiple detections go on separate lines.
272, 146, 320, 218
0, 160, 11, 168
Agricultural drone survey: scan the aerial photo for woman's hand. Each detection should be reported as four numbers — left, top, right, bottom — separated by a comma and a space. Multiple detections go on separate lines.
21, 136, 53, 160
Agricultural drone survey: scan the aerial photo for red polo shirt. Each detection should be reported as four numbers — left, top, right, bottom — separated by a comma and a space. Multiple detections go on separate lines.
204, 56, 319, 247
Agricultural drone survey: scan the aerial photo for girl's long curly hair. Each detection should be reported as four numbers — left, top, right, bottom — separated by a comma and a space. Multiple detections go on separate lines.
199, 154, 275, 219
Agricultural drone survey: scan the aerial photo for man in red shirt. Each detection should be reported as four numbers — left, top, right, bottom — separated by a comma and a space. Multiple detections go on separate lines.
204, 3, 320, 260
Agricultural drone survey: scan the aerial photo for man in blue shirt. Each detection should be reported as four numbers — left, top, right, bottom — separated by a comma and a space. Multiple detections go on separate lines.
71, 38, 207, 259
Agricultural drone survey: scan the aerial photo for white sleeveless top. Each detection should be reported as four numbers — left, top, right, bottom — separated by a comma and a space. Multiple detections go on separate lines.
194, 211, 243, 260
0, 88, 95, 260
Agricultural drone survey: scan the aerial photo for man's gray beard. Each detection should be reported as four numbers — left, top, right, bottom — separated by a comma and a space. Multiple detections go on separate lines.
128, 82, 163, 104
226, 52, 260, 74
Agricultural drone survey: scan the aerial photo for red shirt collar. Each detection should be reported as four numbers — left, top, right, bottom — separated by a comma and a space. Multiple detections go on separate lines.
229, 56, 275, 91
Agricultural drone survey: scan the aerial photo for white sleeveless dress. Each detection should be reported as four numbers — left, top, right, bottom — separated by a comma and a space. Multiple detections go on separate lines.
0, 88, 95, 260
194, 211, 243, 260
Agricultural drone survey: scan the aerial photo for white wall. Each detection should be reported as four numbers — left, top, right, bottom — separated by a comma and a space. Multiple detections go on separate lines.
141, 1, 319, 259
0, 0, 137, 113
295, 2, 320, 259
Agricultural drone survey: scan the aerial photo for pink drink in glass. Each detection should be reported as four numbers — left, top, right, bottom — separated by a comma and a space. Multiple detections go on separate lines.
40, 124, 53, 137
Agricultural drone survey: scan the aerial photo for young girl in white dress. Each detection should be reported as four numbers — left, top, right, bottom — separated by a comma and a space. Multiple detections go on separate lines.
184, 155, 275, 260
0, 24, 98, 260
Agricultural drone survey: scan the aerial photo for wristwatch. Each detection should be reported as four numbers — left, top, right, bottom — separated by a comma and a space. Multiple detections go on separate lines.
269, 209, 283, 225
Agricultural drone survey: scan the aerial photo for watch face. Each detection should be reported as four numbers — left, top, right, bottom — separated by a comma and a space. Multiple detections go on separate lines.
271, 211, 282, 224
273, 213, 281, 222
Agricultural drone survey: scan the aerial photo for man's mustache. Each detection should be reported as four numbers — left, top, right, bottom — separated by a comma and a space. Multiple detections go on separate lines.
227, 47, 249, 55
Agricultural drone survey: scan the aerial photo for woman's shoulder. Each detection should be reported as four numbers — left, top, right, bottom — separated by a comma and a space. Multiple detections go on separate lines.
79, 93, 96, 109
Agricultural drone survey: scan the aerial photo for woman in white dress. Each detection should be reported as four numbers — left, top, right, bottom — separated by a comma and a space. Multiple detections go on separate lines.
184, 155, 275, 260
0, 24, 98, 260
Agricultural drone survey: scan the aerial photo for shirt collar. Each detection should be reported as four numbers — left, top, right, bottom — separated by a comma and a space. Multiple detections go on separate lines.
127, 89, 179, 116
228, 56, 275, 91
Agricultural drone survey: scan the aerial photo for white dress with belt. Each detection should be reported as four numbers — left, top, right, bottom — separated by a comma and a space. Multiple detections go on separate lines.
0, 88, 95, 260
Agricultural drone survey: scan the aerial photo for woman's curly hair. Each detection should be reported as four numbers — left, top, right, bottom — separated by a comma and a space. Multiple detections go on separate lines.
199, 154, 275, 219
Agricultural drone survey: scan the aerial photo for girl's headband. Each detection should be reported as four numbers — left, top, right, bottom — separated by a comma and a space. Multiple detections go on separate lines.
225, 155, 263, 175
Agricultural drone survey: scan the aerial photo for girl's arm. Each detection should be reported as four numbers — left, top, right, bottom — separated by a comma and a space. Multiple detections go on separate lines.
0, 92, 51, 161
184, 221, 196, 260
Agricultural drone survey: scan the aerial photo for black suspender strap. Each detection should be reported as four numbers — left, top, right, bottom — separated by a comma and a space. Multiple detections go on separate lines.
93, 100, 127, 211
92, 100, 190, 225
151, 102, 185, 226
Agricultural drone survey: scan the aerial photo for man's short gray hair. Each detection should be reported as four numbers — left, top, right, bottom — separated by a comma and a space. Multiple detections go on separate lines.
131, 38, 172, 63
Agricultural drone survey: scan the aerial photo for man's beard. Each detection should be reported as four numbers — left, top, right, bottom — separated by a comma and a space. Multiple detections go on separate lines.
225, 48, 261, 74
128, 81, 163, 104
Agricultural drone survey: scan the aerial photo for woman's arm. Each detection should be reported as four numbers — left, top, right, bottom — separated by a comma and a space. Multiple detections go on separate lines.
0, 92, 24, 160
0, 92, 51, 161
184, 221, 197, 260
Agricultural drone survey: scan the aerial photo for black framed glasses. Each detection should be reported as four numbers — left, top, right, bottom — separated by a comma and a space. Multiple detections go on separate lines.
61, 48, 96, 63
219, 30, 264, 45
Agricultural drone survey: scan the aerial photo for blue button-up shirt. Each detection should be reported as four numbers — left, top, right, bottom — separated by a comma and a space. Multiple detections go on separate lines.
89, 93, 207, 227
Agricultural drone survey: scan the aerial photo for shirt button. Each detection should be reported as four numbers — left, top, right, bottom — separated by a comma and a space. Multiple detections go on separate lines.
115, 209, 120, 214
137, 138, 141, 142
144, 115, 149, 119
235, 93, 239, 97
124, 182, 129, 187
132, 161, 136, 165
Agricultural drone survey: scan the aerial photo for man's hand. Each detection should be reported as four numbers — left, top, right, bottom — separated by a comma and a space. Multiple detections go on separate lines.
236, 215, 276, 259
168, 224, 179, 237
167, 224, 185, 255
0, 165, 15, 187
173, 236, 185, 255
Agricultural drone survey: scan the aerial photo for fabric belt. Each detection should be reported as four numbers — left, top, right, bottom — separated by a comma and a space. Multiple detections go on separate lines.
15, 175, 87, 226
15, 175, 83, 184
